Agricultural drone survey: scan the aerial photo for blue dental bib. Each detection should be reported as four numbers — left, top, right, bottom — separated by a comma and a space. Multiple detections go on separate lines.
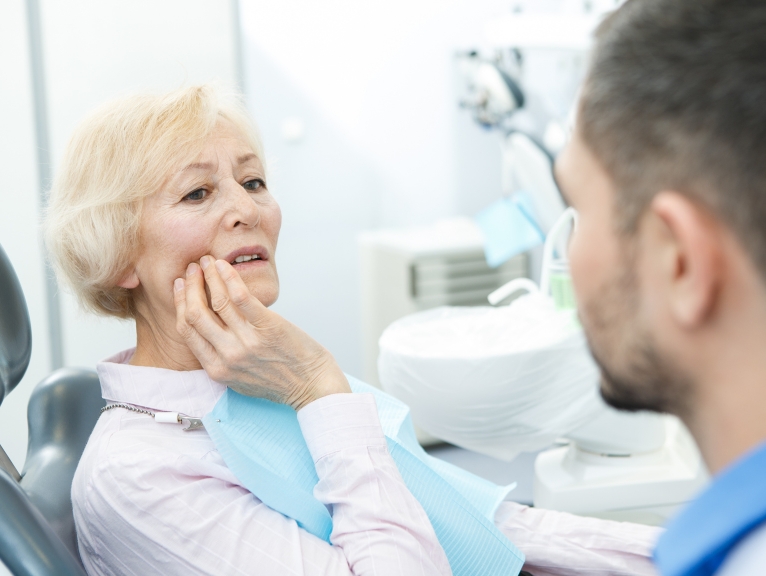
202, 376, 525, 576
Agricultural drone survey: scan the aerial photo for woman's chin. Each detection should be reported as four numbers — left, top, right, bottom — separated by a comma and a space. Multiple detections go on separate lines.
245, 279, 279, 308
231, 262, 278, 305
260, 290, 278, 307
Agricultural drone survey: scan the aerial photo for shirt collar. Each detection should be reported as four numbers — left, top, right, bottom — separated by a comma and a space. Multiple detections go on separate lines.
654, 440, 766, 576
97, 348, 226, 417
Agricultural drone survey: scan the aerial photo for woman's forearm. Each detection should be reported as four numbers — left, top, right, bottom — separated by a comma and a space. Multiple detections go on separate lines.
299, 393, 452, 575
494, 501, 661, 576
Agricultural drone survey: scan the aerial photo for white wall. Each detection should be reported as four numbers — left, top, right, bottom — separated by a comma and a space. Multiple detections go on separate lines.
1, 0, 598, 472
0, 4, 51, 573
0, 0, 52, 474
239, 1, 608, 379
41, 0, 241, 371
240, 0, 514, 377
0, 4, 238, 571
0, 2, 594, 572
0, 0, 239, 471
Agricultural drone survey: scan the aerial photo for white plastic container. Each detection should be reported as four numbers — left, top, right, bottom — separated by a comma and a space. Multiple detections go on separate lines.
379, 210, 606, 460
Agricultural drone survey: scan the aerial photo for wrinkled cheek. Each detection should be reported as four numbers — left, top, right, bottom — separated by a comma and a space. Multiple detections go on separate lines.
143, 216, 213, 283
266, 204, 282, 290
165, 221, 210, 264
269, 203, 282, 237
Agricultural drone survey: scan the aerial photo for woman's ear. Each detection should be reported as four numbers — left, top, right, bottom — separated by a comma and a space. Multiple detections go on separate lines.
117, 268, 140, 289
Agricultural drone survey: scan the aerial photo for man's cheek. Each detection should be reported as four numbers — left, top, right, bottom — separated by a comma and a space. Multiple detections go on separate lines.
569, 227, 600, 306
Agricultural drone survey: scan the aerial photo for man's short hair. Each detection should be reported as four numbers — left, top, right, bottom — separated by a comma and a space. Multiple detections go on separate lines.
581, 0, 766, 272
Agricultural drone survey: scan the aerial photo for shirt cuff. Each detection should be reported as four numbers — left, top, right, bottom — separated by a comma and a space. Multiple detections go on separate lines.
297, 393, 387, 462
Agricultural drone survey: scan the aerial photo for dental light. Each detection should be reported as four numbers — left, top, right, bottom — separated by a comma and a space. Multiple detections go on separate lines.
459, 53, 525, 129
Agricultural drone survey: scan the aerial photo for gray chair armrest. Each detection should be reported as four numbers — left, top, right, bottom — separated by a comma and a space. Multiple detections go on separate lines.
21, 369, 104, 562
0, 468, 86, 576
0, 244, 32, 405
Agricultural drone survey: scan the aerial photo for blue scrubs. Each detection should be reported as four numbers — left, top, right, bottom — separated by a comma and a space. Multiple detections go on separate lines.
654, 440, 766, 576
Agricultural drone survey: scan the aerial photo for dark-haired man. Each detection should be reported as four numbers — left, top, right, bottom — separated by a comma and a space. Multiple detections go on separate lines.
555, 0, 766, 574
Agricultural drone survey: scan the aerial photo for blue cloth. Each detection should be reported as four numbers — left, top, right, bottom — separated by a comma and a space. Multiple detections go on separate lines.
202, 375, 525, 576
654, 440, 766, 576
476, 192, 545, 268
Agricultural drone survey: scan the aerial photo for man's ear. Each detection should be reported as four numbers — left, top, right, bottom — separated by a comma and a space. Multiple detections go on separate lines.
116, 268, 140, 289
648, 192, 723, 327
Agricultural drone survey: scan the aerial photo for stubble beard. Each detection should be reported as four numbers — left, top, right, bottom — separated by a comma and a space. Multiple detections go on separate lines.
580, 248, 693, 417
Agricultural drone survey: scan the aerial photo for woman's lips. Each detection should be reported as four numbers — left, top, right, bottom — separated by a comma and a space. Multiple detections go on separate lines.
231, 258, 269, 271
224, 245, 269, 264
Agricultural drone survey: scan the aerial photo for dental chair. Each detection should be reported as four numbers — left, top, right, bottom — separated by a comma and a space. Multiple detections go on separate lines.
0, 244, 103, 576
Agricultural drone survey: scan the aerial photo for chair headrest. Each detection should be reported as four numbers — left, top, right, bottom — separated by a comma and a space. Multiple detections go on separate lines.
0, 244, 32, 405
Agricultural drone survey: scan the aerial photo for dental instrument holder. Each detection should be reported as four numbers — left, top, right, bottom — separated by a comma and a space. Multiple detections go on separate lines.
458, 51, 568, 282
490, 209, 708, 525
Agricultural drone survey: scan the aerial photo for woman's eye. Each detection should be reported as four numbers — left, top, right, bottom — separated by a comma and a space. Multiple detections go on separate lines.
184, 188, 208, 201
243, 178, 266, 192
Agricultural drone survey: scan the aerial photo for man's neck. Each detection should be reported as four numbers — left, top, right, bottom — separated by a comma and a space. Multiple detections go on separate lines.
681, 289, 766, 474
686, 367, 766, 475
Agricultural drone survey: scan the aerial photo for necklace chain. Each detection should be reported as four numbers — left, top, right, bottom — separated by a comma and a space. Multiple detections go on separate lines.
101, 403, 155, 417
100, 403, 206, 431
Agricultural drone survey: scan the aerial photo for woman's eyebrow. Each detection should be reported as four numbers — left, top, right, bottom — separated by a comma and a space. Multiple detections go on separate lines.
181, 162, 213, 172
178, 153, 258, 175
237, 153, 258, 165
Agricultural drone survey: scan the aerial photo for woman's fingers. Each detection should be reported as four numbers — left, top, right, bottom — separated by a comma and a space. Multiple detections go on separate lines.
199, 256, 249, 332
177, 259, 349, 408
214, 259, 269, 325
182, 263, 233, 346
173, 277, 218, 366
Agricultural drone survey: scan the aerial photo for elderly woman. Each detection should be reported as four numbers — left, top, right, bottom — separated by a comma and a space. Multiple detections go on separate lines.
46, 85, 658, 576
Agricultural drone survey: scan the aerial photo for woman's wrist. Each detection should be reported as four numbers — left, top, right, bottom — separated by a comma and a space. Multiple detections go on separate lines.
291, 362, 352, 411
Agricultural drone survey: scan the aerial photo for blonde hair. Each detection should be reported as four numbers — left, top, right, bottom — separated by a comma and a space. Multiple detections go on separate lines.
44, 85, 264, 318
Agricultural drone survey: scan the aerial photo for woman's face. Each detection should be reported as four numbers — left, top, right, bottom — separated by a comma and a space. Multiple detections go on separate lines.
126, 119, 281, 330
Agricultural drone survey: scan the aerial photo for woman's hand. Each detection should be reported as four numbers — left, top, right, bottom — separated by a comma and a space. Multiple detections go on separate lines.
173, 256, 351, 410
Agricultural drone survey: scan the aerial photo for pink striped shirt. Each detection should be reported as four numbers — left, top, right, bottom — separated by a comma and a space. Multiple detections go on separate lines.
72, 349, 661, 576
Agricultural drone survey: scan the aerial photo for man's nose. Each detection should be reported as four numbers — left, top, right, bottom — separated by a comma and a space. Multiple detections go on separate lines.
222, 178, 261, 229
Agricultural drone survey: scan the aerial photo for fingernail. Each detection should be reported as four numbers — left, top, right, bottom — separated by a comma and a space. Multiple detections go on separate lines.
174, 278, 185, 292
215, 259, 226, 273
200, 255, 212, 270
186, 262, 198, 277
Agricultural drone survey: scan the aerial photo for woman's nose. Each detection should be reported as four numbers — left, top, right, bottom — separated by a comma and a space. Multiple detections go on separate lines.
222, 179, 261, 229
